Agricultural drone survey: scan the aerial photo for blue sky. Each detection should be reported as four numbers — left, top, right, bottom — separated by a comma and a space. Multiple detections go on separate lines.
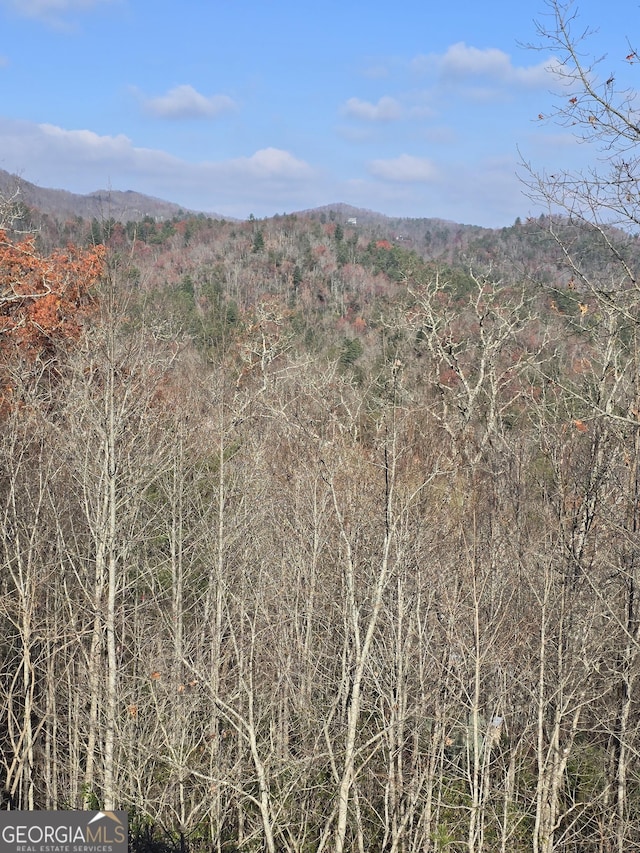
0, 0, 634, 226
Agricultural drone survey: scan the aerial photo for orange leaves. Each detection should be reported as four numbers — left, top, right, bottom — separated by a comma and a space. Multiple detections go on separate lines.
0, 229, 105, 362
0, 230, 105, 413
30, 292, 61, 330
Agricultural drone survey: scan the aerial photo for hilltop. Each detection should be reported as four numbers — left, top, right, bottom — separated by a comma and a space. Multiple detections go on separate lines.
0, 168, 205, 223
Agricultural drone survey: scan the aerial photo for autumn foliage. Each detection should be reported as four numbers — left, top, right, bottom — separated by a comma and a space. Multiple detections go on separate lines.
0, 230, 105, 409
0, 229, 105, 359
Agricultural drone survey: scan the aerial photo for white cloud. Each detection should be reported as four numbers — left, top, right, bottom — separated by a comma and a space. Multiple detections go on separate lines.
39, 123, 135, 159
368, 154, 438, 183
34, 124, 311, 181
0, 118, 317, 217
413, 43, 554, 89
342, 96, 402, 122
229, 148, 313, 180
142, 85, 236, 120
1, 0, 115, 20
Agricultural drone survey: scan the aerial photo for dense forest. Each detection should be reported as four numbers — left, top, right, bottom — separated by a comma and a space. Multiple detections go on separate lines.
3, 5, 640, 851
2, 189, 640, 853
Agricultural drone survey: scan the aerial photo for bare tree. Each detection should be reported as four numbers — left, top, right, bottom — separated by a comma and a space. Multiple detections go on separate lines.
523, 4, 640, 849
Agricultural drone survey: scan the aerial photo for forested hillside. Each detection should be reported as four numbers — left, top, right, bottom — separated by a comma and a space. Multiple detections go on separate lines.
3, 6, 640, 846
2, 183, 640, 853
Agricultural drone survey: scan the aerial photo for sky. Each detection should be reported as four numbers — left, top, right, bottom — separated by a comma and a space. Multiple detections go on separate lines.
0, 0, 635, 227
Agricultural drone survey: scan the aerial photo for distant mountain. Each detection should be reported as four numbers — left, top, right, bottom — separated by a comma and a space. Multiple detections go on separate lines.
0, 169, 224, 223
296, 201, 491, 241
0, 171, 490, 234
295, 202, 389, 224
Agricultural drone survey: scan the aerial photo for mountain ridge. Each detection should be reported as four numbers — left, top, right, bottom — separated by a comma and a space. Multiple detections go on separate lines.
0, 168, 491, 233
0, 169, 215, 223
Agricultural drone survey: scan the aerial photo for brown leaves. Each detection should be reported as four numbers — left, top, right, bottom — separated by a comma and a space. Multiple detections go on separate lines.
0, 229, 105, 411
0, 230, 105, 359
